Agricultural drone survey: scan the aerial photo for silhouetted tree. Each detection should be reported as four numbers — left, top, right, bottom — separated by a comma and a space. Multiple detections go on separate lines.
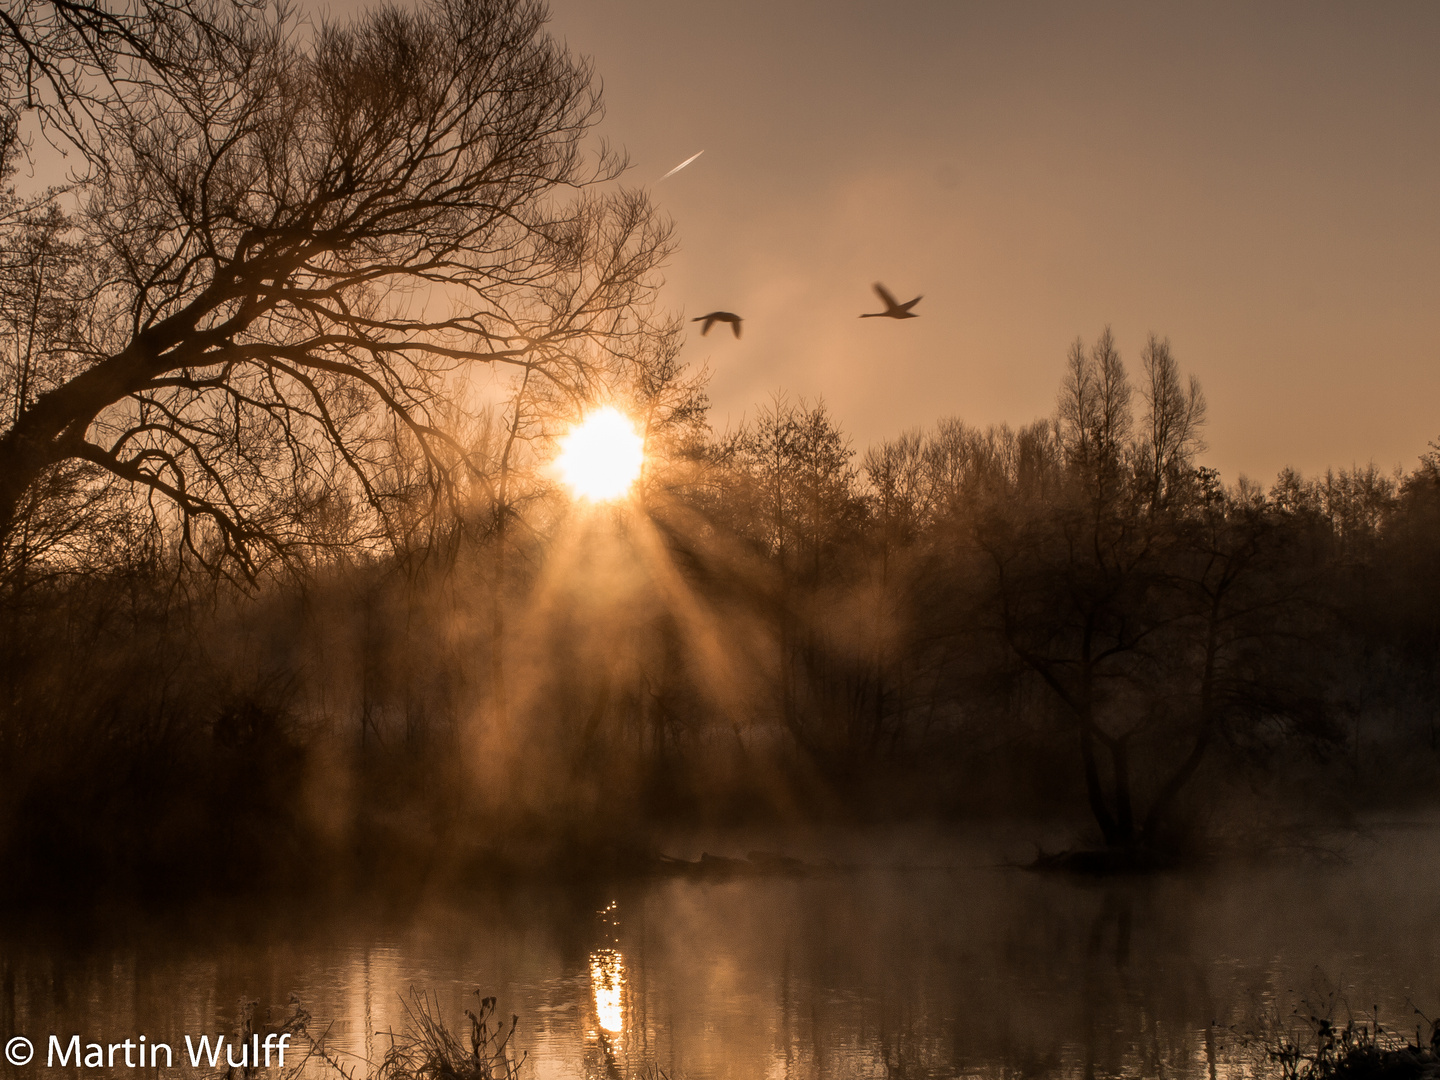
1137, 333, 1206, 513
939, 329, 1341, 851
698, 395, 865, 761
0, 0, 672, 580
0, 139, 131, 595
1058, 325, 1131, 507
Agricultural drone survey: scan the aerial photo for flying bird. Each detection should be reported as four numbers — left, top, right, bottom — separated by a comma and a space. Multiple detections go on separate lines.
693, 311, 742, 338
860, 283, 922, 319
658, 150, 704, 182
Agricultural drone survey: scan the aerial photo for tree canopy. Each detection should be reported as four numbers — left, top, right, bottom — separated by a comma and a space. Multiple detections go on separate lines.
0, 0, 671, 579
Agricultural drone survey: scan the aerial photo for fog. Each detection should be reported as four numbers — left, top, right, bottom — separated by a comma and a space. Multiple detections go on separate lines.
2, 1, 1439, 1077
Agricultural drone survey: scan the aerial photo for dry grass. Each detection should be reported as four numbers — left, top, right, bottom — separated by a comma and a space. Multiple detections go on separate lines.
1264, 1009, 1440, 1080
374, 992, 524, 1080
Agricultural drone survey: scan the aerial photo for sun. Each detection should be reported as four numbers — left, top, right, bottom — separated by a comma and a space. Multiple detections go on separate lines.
555, 407, 645, 501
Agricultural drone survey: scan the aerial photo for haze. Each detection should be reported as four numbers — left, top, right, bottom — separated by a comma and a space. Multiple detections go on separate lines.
541, 0, 1440, 482
4, 1, 1440, 1074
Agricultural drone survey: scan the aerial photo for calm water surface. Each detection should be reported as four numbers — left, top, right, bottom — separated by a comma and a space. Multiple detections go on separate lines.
3, 827, 1438, 1080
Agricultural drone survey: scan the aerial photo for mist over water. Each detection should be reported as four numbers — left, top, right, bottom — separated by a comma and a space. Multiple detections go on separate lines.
4, 4, 1440, 1080
4, 826, 1438, 1080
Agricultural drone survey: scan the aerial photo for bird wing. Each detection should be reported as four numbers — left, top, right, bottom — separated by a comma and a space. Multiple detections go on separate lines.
900, 295, 922, 311
731, 318, 742, 339
700, 316, 715, 335
873, 283, 900, 309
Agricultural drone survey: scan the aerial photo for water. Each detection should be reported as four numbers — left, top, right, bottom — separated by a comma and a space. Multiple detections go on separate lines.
3, 825, 1438, 1079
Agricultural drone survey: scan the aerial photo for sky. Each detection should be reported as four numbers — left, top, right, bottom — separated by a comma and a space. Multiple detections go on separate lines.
535, 0, 1440, 483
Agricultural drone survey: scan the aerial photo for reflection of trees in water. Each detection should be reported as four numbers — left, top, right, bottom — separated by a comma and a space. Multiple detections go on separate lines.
1, 853, 1437, 1080
854, 878, 1241, 1080
590, 1030, 625, 1080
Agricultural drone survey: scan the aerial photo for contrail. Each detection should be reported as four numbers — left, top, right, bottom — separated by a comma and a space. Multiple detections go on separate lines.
658, 150, 704, 182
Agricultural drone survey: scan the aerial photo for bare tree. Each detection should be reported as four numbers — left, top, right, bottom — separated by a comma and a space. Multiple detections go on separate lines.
0, 0, 673, 579
863, 429, 927, 582
627, 317, 709, 502
1, 0, 247, 140
0, 130, 139, 593
1138, 332, 1206, 512
1057, 325, 1132, 504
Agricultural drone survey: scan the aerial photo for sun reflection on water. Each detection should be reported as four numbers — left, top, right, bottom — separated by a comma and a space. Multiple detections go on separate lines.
588, 947, 626, 1034
589, 899, 626, 1035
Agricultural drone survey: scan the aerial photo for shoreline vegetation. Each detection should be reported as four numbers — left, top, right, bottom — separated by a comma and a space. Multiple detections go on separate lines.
207, 992, 525, 1080
0, 0, 1437, 906
228, 990, 1440, 1080
1255, 1010, 1440, 1080
2, 5, 1436, 1080
3, 351, 1437, 905
0, 814, 1417, 915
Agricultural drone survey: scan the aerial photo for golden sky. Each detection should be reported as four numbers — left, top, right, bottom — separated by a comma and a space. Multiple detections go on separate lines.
542, 0, 1440, 483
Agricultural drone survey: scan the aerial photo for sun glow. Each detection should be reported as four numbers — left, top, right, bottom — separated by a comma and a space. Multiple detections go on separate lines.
556, 407, 645, 501
589, 947, 625, 1034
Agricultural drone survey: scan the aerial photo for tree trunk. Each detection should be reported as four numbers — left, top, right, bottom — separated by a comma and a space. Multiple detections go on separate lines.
1079, 722, 1122, 846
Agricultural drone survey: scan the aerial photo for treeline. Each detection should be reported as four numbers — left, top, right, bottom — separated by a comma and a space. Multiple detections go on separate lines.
1, 0, 1437, 898
2, 324, 1437, 897
659, 329, 1440, 851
